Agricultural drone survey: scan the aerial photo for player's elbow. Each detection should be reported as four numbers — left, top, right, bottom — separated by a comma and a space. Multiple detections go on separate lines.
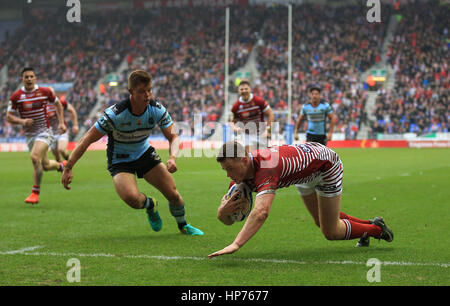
252, 208, 269, 223
6, 113, 14, 123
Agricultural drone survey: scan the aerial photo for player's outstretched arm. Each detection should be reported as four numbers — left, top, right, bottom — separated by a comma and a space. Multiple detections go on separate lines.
293, 114, 304, 141
67, 103, 79, 135
327, 113, 338, 141
54, 99, 67, 135
208, 193, 275, 258
161, 123, 179, 173
61, 126, 104, 190
264, 107, 275, 137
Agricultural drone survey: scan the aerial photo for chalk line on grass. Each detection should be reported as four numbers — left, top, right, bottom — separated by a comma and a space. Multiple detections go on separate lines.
0, 246, 44, 255
0, 247, 448, 268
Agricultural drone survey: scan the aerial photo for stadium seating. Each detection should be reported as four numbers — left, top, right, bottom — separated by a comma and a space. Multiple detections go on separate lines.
371, 1, 448, 136
0, 2, 448, 140
101, 7, 266, 136
254, 4, 389, 138
0, 6, 264, 138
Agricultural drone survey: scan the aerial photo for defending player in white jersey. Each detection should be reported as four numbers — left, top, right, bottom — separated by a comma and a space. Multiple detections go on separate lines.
6, 67, 67, 204
208, 141, 393, 258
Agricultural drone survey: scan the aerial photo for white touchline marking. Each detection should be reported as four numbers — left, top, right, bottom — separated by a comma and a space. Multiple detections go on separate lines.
0, 246, 43, 255
0, 248, 448, 268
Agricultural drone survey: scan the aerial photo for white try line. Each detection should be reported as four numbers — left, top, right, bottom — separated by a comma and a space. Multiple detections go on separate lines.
0, 246, 449, 268
0, 246, 44, 255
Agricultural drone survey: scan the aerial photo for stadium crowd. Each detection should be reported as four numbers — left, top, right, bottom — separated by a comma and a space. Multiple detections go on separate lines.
0, 8, 146, 138
371, 1, 449, 135
0, 1, 448, 140
254, 4, 389, 139
0, 6, 265, 138
100, 6, 266, 136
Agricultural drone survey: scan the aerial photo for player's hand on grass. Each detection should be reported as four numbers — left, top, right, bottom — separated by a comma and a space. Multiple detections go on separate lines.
208, 242, 240, 258
61, 168, 73, 190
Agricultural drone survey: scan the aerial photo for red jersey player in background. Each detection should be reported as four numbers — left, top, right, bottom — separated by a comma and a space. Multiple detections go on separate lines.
47, 94, 79, 162
231, 79, 274, 152
6, 67, 67, 204
208, 141, 393, 258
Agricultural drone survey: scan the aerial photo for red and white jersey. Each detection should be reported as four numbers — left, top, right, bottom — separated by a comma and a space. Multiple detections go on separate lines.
243, 143, 343, 197
7, 85, 57, 136
47, 96, 68, 131
231, 94, 269, 134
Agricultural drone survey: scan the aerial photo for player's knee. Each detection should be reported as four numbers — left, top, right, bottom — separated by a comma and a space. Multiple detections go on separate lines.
30, 153, 41, 165
321, 228, 340, 241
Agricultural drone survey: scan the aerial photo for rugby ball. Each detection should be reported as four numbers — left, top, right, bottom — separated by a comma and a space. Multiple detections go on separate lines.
226, 183, 253, 222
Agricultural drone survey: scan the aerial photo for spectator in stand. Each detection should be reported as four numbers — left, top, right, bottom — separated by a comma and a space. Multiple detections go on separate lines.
255, 4, 388, 137
371, 1, 449, 136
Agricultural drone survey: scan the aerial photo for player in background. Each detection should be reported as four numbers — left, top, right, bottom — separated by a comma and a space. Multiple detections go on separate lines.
6, 67, 67, 204
231, 79, 274, 152
61, 70, 203, 236
48, 94, 79, 162
293, 84, 337, 146
208, 141, 393, 258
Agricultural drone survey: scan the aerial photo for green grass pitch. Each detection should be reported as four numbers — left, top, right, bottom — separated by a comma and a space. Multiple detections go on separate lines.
0, 148, 449, 286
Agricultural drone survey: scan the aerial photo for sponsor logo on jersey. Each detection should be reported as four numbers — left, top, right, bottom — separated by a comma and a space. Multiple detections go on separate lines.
113, 129, 151, 143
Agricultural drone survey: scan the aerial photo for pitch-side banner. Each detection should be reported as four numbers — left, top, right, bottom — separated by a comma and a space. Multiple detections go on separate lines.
2, 140, 450, 152
134, 0, 249, 8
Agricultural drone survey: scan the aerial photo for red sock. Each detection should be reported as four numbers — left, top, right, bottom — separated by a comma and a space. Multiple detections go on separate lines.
32, 185, 40, 195
342, 219, 382, 240
340, 212, 371, 224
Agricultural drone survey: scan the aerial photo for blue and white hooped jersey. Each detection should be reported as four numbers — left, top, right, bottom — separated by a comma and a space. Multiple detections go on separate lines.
301, 100, 333, 135
94, 98, 173, 165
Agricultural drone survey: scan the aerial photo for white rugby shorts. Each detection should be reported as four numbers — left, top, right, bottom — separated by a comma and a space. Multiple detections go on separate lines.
50, 131, 69, 150
295, 159, 343, 197
26, 129, 54, 151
